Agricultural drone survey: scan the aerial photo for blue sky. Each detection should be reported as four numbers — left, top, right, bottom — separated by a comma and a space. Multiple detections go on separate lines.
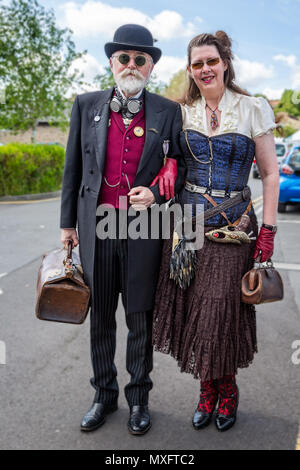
38, 0, 300, 98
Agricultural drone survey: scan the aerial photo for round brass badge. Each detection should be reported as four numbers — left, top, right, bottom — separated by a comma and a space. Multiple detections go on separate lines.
133, 126, 144, 137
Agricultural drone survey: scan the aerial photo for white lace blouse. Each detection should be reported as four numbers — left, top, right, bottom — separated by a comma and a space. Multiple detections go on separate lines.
181, 87, 276, 140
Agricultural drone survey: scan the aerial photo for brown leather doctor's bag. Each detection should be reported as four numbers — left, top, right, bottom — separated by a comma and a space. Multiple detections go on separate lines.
36, 241, 90, 324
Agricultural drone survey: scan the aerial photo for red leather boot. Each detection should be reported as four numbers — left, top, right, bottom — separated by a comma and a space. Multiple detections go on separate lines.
215, 375, 239, 432
192, 379, 218, 430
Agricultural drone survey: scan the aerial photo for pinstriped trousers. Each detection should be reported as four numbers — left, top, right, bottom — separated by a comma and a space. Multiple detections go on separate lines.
90, 215, 153, 406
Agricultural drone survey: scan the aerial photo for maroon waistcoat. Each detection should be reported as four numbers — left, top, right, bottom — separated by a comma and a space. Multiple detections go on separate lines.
98, 106, 146, 209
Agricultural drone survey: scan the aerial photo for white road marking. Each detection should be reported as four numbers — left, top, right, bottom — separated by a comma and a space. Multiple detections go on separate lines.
0, 197, 60, 205
0, 341, 6, 365
296, 422, 300, 451
252, 195, 263, 204
255, 205, 263, 216
274, 262, 300, 272
0, 273, 7, 279
277, 219, 300, 224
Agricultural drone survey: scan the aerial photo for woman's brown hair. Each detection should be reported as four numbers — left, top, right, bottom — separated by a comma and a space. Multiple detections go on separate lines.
182, 31, 250, 105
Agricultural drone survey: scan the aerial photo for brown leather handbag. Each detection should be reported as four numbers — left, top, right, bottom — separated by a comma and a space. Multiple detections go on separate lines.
36, 241, 90, 324
241, 260, 284, 305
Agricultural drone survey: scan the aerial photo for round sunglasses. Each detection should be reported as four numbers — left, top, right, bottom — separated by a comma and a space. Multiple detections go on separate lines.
191, 57, 220, 70
112, 53, 148, 67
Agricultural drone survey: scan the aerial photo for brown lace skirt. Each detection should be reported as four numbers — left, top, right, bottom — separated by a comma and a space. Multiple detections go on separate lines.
152, 212, 259, 382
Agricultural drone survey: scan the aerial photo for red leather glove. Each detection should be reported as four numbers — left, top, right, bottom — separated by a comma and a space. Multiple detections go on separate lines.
150, 158, 177, 200
253, 226, 276, 262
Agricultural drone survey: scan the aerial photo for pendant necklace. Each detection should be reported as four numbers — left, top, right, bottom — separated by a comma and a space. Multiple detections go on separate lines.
206, 103, 219, 130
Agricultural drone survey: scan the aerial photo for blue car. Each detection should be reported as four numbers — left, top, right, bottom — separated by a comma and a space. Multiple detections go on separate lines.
278, 145, 300, 213
253, 139, 290, 178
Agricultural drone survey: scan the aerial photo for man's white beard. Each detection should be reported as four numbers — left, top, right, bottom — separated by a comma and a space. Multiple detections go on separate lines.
115, 69, 149, 96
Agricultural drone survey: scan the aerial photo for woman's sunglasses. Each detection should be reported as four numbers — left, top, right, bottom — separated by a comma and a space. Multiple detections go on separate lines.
191, 57, 220, 70
112, 53, 148, 67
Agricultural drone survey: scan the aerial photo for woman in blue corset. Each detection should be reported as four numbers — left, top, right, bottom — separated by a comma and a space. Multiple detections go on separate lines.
152, 31, 279, 432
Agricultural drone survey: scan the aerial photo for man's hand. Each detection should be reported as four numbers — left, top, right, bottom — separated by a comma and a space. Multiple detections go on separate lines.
61, 228, 79, 249
128, 186, 155, 211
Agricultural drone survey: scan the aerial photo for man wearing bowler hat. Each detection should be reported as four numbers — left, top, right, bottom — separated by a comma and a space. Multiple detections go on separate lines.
60, 24, 184, 435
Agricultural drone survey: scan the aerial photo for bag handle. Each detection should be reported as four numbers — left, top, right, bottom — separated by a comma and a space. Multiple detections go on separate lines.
67, 239, 72, 259
249, 257, 274, 292
249, 269, 257, 291
254, 255, 274, 268
64, 240, 74, 276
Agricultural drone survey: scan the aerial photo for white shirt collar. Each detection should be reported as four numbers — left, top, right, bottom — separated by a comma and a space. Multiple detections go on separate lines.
182, 88, 242, 136
198, 87, 240, 111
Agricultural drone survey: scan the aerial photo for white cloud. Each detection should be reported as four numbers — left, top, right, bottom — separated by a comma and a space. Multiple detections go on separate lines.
233, 55, 274, 89
67, 53, 105, 96
273, 54, 300, 89
154, 55, 186, 83
262, 87, 284, 100
273, 54, 297, 67
70, 53, 104, 82
60, 1, 198, 40
291, 69, 300, 89
148, 11, 196, 41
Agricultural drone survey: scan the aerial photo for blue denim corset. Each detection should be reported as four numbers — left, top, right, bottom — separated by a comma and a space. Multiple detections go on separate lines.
179, 130, 256, 226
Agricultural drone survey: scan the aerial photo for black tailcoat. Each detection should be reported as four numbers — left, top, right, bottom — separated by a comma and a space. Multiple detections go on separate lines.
60, 87, 185, 313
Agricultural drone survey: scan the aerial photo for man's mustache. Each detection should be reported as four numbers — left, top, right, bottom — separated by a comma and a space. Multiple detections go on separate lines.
118, 69, 144, 80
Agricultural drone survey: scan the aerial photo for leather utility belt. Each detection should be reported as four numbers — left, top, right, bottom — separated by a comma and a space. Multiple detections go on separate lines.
185, 181, 244, 199
184, 182, 251, 223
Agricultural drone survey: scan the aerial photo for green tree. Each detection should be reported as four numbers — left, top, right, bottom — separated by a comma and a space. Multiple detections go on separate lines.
94, 66, 115, 90
254, 93, 268, 99
164, 69, 187, 101
274, 125, 297, 138
146, 73, 165, 95
0, 0, 85, 142
274, 89, 300, 117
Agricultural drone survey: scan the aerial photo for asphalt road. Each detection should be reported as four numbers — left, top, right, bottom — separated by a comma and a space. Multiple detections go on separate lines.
0, 174, 299, 451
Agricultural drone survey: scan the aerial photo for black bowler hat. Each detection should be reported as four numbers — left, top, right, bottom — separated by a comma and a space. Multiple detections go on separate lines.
104, 24, 162, 64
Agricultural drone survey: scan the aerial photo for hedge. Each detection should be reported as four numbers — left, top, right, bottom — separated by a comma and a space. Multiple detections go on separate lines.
0, 143, 65, 196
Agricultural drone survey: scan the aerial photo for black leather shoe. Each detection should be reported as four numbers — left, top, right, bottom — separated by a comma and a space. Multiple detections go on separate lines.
215, 387, 239, 432
192, 379, 218, 430
80, 402, 118, 432
215, 413, 237, 432
128, 405, 151, 435
192, 409, 215, 430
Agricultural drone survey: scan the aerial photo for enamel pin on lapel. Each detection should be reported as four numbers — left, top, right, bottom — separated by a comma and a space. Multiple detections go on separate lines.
163, 140, 170, 165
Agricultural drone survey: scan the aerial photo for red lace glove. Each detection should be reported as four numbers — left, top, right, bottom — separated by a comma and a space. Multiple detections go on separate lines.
253, 226, 276, 262
150, 158, 177, 200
